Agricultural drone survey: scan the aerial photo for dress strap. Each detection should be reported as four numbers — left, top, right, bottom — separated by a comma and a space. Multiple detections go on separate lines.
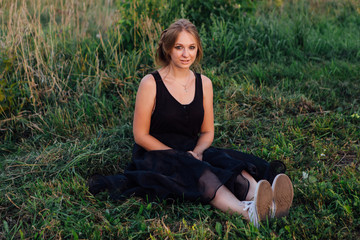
194, 72, 203, 101
150, 71, 162, 82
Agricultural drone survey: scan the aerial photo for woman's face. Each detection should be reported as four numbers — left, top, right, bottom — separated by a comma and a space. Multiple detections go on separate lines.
169, 30, 198, 69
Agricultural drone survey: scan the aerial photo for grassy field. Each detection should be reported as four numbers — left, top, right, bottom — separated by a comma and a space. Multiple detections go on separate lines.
1, 0, 360, 239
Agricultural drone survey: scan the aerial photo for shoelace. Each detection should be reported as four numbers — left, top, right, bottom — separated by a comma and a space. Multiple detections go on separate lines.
242, 201, 259, 228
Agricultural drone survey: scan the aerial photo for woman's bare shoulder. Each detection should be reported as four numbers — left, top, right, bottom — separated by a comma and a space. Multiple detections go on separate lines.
139, 73, 156, 88
136, 73, 157, 100
200, 74, 213, 89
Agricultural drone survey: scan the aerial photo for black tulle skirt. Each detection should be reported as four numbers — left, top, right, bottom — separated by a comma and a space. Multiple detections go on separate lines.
106, 143, 286, 203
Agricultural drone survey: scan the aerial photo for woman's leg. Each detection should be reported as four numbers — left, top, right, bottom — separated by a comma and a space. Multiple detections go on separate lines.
241, 170, 258, 201
210, 185, 251, 219
210, 181, 273, 226
209, 170, 259, 215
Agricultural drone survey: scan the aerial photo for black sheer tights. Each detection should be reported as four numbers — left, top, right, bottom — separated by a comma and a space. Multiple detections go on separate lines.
198, 168, 250, 202
232, 173, 250, 201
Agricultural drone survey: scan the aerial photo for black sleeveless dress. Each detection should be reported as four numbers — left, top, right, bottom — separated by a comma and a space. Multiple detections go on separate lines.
107, 71, 285, 203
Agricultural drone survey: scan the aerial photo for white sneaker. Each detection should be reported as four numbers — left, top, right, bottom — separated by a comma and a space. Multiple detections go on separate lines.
243, 201, 260, 228
271, 174, 294, 218
243, 180, 273, 228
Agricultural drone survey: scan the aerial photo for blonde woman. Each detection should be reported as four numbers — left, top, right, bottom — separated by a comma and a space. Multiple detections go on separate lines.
89, 19, 293, 228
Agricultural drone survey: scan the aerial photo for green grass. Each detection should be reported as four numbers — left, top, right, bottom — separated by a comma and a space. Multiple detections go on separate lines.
1, 0, 360, 239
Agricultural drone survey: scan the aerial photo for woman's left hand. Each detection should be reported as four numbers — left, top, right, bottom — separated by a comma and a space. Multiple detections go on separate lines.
188, 151, 203, 161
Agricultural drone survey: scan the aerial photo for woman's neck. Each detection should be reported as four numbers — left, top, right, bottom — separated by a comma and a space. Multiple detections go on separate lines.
162, 64, 191, 81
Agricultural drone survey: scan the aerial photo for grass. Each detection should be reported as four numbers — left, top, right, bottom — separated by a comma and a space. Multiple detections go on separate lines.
1, 0, 360, 239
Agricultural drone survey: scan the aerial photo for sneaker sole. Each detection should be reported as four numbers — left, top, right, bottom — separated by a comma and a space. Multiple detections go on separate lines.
254, 180, 273, 221
272, 174, 294, 218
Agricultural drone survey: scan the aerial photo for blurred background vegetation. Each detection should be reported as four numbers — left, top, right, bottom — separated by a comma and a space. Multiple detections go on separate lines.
1, 0, 359, 239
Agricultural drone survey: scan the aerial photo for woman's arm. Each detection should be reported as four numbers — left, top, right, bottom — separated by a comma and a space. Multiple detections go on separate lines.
190, 75, 214, 160
133, 74, 172, 151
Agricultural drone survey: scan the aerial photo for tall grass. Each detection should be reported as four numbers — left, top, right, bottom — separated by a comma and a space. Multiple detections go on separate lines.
1, 0, 360, 239
0, 0, 161, 146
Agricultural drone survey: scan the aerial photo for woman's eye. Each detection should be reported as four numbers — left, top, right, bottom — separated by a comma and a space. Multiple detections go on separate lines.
174, 46, 196, 50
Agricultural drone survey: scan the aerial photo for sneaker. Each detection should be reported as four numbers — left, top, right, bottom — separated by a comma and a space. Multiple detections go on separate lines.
242, 180, 273, 228
271, 174, 294, 218
88, 174, 109, 195
243, 201, 259, 228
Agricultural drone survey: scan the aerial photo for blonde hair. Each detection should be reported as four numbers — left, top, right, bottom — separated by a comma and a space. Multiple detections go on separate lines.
155, 19, 203, 67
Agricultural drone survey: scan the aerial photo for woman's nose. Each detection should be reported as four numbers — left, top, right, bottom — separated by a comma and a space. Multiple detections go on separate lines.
182, 48, 189, 57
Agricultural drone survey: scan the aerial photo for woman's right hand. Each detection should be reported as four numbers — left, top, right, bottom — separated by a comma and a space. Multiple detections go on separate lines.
187, 151, 202, 161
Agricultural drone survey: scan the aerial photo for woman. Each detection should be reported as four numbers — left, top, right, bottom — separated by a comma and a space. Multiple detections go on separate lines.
88, 19, 294, 228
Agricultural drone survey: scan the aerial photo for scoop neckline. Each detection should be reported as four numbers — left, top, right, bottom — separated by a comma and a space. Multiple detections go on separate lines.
156, 70, 197, 106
